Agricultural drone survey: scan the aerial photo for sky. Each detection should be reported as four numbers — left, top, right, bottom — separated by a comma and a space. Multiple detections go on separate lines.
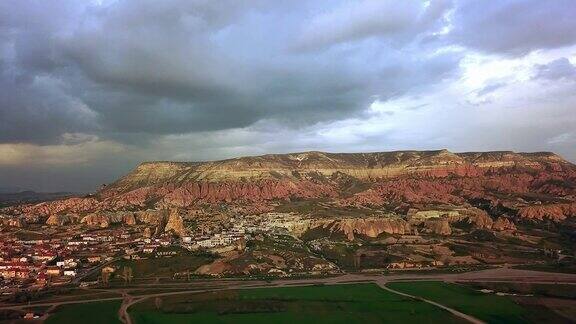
1, 0, 576, 192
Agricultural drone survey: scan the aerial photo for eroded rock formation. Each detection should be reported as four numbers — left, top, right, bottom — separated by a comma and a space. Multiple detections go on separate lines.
517, 203, 576, 222
424, 219, 452, 236
164, 208, 187, 237
492, 217, 516, 231
46, 214, 73, 226
1, 150, 574, 226
322, 218, 411, 240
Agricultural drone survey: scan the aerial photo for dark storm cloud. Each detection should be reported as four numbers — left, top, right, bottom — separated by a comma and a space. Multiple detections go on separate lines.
448, 0, 576, 55
1, 0, 576, 192
0, 65, 97, 144
0, 0, 461, 145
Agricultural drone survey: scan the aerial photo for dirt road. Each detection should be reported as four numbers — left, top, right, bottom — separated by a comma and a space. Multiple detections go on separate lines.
378, 282, 486, 324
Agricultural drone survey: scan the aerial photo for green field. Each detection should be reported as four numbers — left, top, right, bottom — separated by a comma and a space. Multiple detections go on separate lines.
130, 283, 465, 324
46, 300, 121, 324
512, 262, 576, 274
387, 281, 531, 323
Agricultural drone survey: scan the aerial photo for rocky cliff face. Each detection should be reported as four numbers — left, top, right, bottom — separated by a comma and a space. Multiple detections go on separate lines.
2, 150, 575, 225
319, 217, 411, 240
278, 210, 507, 240
517, 203, 576, 222
100, 150, 573, 196
101, 150, 575, 213
81, 212, 125, 228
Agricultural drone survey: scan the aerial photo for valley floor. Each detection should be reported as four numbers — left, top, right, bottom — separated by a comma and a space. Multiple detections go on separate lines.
3, 266, 576, 324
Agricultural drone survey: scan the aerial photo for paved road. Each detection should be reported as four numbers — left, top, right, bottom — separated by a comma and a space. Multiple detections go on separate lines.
72, 257, 121, 284
118, 290, 133, 324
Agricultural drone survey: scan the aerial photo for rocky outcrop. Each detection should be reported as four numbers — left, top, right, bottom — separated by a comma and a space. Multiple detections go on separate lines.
466, 211, 493, 229
12, 197, 99, 217
160, 180, 337, 205
517, 203, 576, 222
492, 217, 516, 231
81, 213, 113, 228
102, 150, 574, 196
46, 214, 73, 226
424, 219, 452, 236
2, 150, 574, 220
80, 212, 138, 228
123, 213, 137, 225
75, 209, 187, 236
134, 210, 164, 225
330, 218, 410, 240
300, 217, 410, 241
164, 209, 187, 237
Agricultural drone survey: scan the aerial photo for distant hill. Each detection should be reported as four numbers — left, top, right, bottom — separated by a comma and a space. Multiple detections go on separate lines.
0, 186, 26, 194
3, 149, 574, 223
0, 191, 77, 207
100, 149, 573, 198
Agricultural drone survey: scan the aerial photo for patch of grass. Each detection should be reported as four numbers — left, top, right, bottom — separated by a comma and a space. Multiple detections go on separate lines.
383, 264, 494, 275
130, 283, 465, 324
312, 242, 359, 269
14, 230, 48, 241
46, 300, 121, 324
513, 261, 576, 274
387, 281, 530, 323
114, 252, 215, 279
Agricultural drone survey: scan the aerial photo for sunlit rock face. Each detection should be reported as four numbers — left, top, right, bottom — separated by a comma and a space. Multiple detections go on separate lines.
492, 217, 516, 231
164, 208, 187, 237
302, 217, 412, 240
1, 150, 575, 225
46, 214, 74, 226
517, 203, 576, 222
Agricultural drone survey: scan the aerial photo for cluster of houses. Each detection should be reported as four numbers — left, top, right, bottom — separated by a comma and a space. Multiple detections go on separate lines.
181, 213, 300, 250
0, 212, 318, 293
0, 227, 145, 292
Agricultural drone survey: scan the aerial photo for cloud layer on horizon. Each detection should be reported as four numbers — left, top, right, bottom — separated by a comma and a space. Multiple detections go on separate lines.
1, 0, 576, 191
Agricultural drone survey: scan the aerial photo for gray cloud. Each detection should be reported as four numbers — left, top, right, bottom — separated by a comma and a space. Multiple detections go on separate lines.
533, 57, 576, 81
0, 0, 575, 191
294, 0, 452, 51
448, 0, 576, 55
0, 0, 463, 146
476, 80, 507, 97
0, 68, 98, 144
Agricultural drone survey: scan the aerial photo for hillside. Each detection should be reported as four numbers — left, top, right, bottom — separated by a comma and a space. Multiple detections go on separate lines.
100, 150, 573, 196
2, 149, 575, 223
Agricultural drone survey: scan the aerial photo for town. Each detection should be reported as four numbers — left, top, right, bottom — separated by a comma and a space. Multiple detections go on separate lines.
0, 211, 323, 296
